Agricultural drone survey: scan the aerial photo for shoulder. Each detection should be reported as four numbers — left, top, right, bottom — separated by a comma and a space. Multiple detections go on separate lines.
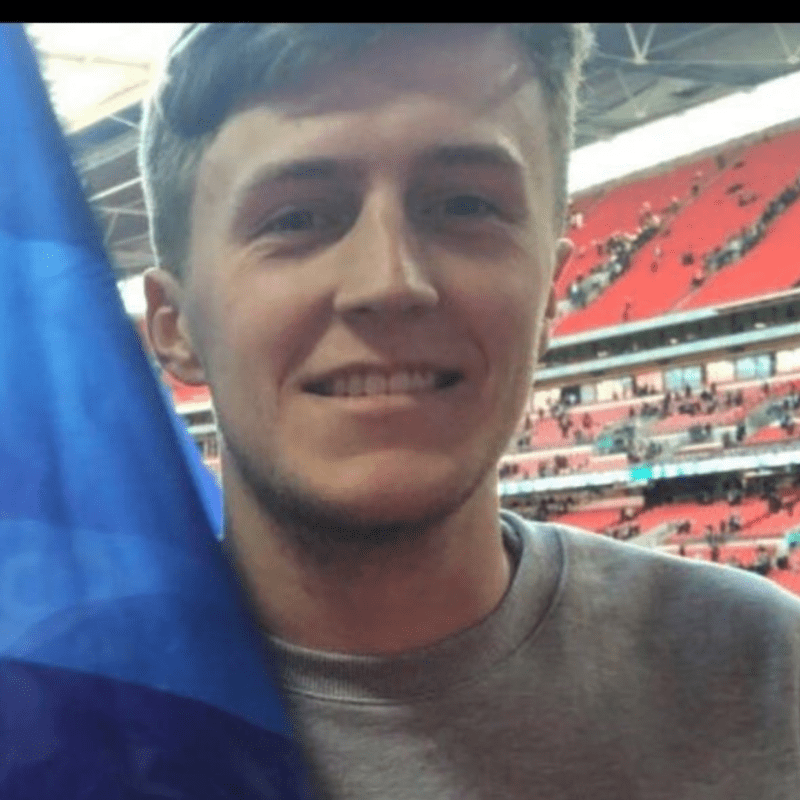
502, 511, 800, 655
503, 513, 800, 754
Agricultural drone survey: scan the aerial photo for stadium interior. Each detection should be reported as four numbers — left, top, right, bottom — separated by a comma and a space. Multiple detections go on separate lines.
34, 23, 800, 595
504, 121, 800, 591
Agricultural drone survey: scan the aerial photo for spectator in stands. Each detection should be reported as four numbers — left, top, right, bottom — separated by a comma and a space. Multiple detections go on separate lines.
638, 201, 656, 228
568, 279, 585, 307
742, 223, 760, 250
705, 525, 715, 546
776, 540, 790, 571
622, 299, 632, 322
753, 546, 772, 576
142, 23, 800, 797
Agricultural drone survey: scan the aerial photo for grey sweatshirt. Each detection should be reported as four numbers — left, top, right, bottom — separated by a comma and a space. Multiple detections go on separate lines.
269, 513, 800, 799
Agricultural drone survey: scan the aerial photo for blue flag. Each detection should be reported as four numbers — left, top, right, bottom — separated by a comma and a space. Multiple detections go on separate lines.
0, 24, 311, 798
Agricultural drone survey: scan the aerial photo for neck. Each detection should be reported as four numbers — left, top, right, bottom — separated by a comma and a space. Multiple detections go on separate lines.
222, 474, 511, 655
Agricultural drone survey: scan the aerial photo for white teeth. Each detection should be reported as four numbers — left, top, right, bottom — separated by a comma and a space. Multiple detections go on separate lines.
411, 370, 435, 391
364, 374, 388, 396
388, 371, 412, 393
320, 369, 453, 397
347, 374, 365, 396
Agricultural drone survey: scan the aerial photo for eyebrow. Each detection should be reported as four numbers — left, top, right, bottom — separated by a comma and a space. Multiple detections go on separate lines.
233, 157, 340, 200
229, 158, 343, 229
417, 143, 523, 171
230, 144, 523, 222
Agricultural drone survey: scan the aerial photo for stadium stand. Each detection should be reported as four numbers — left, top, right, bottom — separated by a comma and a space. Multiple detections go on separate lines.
555, 126, 800, 335
500, 122, 800, 597
681, 199, 800, 309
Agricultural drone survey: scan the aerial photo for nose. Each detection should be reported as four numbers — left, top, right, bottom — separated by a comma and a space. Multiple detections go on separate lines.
332, 188, 439, 318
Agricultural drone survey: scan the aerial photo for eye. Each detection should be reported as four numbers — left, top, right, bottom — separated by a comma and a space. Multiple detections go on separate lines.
417, 194, 503, 225
262, 207, 337, 234
440, 195, 499, 217
254, 200, 358, 242
271, 208, 319, 231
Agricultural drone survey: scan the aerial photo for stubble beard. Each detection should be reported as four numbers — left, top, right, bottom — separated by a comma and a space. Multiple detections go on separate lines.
221, 430, 504, 570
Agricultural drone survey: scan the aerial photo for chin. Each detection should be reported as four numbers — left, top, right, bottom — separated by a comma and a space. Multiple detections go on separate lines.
225, 433, 501, 557
318, 449, 472, 500
307, 447, 500, 534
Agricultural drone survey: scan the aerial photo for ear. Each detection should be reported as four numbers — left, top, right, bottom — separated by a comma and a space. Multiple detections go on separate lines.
537, 238, 573, 363
143, 268, 207, 386
553, 237, 573, 285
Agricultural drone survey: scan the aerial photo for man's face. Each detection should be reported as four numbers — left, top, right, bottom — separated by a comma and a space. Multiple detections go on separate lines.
178, 28, 567, 536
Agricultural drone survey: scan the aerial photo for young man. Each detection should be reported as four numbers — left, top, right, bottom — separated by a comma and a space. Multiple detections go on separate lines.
141, 24, 800, 799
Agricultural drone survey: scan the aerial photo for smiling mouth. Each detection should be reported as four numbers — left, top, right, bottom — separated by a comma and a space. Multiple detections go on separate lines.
304, 368, 464, 398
